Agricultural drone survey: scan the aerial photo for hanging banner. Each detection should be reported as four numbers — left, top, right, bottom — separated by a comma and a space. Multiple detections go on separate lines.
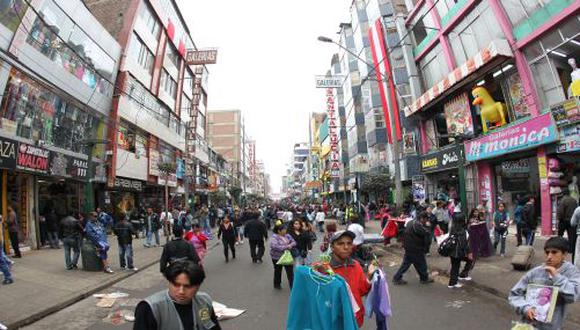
326, 88, 340, 178
403, 132, 416, 155
444, 93, 474, 139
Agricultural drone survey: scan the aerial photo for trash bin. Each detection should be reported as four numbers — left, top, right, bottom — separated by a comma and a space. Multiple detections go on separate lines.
81, 238, 104, 271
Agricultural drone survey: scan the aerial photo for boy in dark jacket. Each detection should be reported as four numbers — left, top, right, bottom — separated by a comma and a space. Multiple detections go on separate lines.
114, 215, 137, 271
244, 215, 268, 263
160, 225, 200, 273
393, 211, 434, 285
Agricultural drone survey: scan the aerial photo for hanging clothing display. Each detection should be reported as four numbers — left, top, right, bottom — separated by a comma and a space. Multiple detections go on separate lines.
287, 265, 359, 330
365, 269, 392, 330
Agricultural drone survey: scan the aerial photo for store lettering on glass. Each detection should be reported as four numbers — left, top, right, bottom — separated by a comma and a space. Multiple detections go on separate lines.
326, 88, 340, 178
0, 138, 16, 169
17, 143, 49, 173
441, 151, 459, 166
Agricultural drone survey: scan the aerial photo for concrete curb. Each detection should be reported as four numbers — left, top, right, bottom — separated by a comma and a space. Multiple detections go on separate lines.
11, 239, 222, 330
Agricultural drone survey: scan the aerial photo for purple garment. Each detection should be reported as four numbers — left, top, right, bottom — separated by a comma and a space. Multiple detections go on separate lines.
269, 233, 296, 260
468, 222, 493, 258
365, 269, 391, 330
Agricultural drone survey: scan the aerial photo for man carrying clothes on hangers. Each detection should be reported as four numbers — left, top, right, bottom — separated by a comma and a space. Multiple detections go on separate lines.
330, 230, 376, 328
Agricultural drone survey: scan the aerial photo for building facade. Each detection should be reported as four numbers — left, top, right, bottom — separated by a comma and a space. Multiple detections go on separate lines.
0, 0, 121, 250
401, 0, 579, 234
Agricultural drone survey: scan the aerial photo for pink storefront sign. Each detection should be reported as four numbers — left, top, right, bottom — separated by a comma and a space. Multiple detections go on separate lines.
464, 113, 558, 162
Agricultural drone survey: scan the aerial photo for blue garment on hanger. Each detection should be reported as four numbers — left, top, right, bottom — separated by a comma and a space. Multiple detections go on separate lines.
287, 265, 359, 330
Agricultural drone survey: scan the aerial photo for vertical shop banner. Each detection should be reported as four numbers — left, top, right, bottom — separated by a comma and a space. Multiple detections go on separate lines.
412, 175, 426, 203
505, 73, 530, 120
16, 143, 49, 174
444, 93, 474, 139
403, 132, 416, 155
464, 113, 558, 161
0, 136, 17, 170
149, 149, 160, 176
326, 88, 340, 178
176, 158, 185, 179
478, 163, 493, 211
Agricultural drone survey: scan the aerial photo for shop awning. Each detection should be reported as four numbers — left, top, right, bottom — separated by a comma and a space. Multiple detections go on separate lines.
404, 40, 513, 117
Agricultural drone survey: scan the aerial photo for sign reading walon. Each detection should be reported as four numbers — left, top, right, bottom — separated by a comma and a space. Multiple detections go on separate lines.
315, 75, 345, 88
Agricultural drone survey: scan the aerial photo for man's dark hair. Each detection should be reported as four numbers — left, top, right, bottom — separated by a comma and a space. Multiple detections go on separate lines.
544, 236, 569, 253
173, 224, 184, 238
418, 211, 430, 221
164, 261, 205, 286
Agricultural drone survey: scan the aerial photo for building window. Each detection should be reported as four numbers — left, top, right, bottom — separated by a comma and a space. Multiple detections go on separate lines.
159, 142, 174, 164
160, 69, 177, 100
0, 0, 28, 32
181, 93, 192, 120
418, 44, 446, 90
25, 0, 115, 96
165, 43, 180, 69
138, 2, 161, 39
129, 33, 155, 75
410, 4, 438, 47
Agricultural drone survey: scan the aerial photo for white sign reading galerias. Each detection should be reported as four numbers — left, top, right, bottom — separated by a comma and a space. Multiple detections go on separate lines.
315, 75, 345, 88
326, 88, 340, 178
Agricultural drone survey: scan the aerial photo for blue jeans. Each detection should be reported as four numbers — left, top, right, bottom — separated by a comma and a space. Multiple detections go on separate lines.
202, 217, 211, 231
393, 252, 429, 282
119, 243, 134, 268
0, 250, 12, 281
47, 231, 60, 248
146, 230, 160, 246
63, 237, 80, 268
494, 229, 507, 255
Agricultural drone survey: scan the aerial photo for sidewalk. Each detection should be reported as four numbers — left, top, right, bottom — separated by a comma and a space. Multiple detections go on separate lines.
0, 234, 219, 329
364, 219, 580, 326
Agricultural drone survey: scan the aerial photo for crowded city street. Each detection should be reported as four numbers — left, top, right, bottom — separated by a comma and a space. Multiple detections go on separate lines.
1, 0, 580, 329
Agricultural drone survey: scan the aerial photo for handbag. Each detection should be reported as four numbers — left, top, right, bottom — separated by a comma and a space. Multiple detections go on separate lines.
276, 250, 294, 266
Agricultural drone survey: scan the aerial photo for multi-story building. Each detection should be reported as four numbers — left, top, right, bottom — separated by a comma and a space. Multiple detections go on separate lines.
400, 0, 579, 234
207, 109, 247, 191
0, 0, 122, 249
85, 0, 210, 212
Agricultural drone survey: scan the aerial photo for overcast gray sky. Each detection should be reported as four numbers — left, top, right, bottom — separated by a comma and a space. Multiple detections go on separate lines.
178, 0, 351, 193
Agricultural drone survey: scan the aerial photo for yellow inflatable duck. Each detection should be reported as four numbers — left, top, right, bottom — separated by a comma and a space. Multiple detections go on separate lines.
472, 86, 507, 133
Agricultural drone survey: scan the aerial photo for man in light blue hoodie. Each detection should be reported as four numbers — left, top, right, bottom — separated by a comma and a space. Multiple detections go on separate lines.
509, 237, 580, 330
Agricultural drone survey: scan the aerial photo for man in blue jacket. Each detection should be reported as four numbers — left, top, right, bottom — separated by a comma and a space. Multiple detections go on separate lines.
85, 211, 114, 273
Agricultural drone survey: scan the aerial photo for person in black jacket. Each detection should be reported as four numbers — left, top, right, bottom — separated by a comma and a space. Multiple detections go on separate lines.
217, 216, 236, 262
244, 213, 268, 263
521, 196, 537, 246
114, 215, 137, 271
46, 209, 60, 249
160, 225, 200, 273
60, 212, 84, 270
393, 211, 434, 285
447, 213, 474, 288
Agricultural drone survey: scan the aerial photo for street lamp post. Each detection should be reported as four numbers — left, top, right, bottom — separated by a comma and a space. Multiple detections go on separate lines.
318, 36, 403, 207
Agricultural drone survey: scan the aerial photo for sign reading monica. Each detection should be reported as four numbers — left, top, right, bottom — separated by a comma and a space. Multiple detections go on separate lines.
464, 113, 558, 162
185, 49, 218, 65
315, 75, 345, 88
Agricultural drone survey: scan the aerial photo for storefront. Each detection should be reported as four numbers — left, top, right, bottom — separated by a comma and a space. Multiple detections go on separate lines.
464, 112, 559, 233
105, 176, 145, 220
420, 144, 465, 204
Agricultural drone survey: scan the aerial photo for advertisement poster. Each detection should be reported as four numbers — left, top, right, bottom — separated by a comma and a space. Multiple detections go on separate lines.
557, 123, 580, 153
444, 93, 474, 139
148, 149, 160, 176
506, 73, 530, 120
425, 119, 437, 151
403, 132, 416, 155
550, 98, 580, 126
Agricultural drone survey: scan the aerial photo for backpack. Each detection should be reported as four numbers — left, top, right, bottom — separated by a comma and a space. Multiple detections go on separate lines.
438, 234, 458, 257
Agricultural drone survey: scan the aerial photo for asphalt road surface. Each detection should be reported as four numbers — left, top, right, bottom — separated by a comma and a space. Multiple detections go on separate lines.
23, 236, 517, 330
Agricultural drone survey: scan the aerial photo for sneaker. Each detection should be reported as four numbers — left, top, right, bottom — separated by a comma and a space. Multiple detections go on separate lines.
500, 254, 505, 257
393, 279, 408, 285
420, 278, 435, 284
104, 267, 114, 274
459, 276, 472, 281
448, 283, 463, 288
2, 278, 14, 285
120, 266, 127, 271
72, 265, 78, 270
129, 267, 138, 271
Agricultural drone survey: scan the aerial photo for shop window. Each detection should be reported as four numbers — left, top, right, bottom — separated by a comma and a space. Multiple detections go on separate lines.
410, 4, 438, 47
135, 133, 147, 158
165, 43, 180, 69
129, 33, 155, 75
0, 70, 101, 156
25, 0, 114, 96
183, 69, 193, 93
160, 69, 177, 100
499, 0, 551, 29
159, 142, 174, 164
0, 0, 27, 32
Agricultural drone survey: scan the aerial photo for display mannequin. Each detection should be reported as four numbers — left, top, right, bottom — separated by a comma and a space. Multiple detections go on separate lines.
568, 58, 580, 97
569, 176, 579, 203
